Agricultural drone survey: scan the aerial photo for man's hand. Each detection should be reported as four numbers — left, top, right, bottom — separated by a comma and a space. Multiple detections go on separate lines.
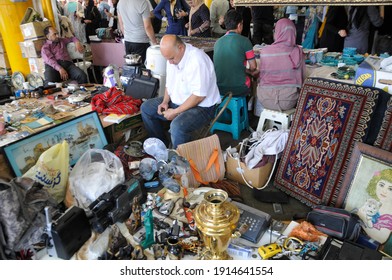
157, 102, 169, 115
338, 29, 347, 37
162, 108, 178, 120
59, 67, 69, 81
75, 41, 84, 53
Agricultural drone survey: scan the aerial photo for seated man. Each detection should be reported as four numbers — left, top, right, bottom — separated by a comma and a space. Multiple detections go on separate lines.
41, 26, 88, 85
213, 9, 258, 96
141, 35, 221, 149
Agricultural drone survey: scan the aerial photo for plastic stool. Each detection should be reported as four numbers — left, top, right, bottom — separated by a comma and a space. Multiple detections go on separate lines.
256, 108, 296, 133
210, 95, 249, 140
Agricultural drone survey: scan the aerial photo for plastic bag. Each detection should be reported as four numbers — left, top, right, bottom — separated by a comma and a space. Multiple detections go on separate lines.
23, 141, 69, 203
103, 64, 121, 89
68, 149, 125, 209
0, 177, 58, 257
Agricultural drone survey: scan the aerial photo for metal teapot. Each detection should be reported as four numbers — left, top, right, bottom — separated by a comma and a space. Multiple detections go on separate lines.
124, 54, 142, 65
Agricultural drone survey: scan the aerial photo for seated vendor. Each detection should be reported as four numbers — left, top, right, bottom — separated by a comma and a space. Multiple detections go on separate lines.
141, 35, 221, 149
213, 9, 258, 96
41, 26, 88, 85
257, 18, 305, 111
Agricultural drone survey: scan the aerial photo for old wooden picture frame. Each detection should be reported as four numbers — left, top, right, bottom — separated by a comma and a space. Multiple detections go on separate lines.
336, 142, 392, 255
2, 111, 108, 177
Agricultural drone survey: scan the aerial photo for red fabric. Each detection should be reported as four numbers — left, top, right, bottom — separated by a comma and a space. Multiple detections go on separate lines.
91, 87, 142, 115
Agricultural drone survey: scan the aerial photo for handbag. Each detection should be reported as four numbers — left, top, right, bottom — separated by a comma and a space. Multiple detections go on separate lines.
306, 205, 361, 241
176, 134, 225, 188
125, 68, 159, 100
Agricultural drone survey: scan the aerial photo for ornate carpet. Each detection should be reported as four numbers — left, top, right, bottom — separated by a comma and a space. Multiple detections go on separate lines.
374, 97, 392, 152
274, 78, 381, 207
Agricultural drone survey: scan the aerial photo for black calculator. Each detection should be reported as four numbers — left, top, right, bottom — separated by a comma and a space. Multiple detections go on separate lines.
233, 201, 271, 244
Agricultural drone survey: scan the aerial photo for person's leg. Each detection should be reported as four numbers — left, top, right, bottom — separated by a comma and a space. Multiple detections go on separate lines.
63, 61, 88, 84
252, 21, 263, 45
262, 23, 274, 45
169, 105, 216, 149
141, 96, 171, 147
44, 64, 61, 85
124, 41, 150, 63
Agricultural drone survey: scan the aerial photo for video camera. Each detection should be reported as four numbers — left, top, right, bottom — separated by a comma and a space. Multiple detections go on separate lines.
45, 206, 91, 259
88, 178, 144, 233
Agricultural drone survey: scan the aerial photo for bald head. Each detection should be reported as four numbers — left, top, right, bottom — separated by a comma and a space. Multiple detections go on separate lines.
160, 35, 185, 65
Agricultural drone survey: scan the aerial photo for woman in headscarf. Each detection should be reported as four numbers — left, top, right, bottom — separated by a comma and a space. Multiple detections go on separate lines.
153, 0, 189, 35
186, 0, 211, 37
257, 18, 305, 111
82, 0, 101, 43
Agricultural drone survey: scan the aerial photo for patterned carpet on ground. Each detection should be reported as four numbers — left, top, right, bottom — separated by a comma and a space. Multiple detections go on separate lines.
274, 78, 385, 207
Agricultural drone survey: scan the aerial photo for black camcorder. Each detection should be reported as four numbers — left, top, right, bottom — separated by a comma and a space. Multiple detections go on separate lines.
88, 178, 144, 233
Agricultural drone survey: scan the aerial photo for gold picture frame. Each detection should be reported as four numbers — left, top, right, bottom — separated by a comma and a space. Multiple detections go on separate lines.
234, 0, 392, 6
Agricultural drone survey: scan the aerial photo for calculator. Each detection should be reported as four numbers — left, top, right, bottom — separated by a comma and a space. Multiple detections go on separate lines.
233, 201, 271, 244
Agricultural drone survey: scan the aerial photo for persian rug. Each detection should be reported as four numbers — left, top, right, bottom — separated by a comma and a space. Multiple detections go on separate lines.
374, 97, 392, 152
274, 78, 381, 207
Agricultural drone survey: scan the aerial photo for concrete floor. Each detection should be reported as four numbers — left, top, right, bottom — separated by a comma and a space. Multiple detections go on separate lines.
213, 107, 311, 221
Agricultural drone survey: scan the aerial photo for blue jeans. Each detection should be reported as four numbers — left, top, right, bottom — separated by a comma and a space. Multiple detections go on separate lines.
141, 96, 217, 148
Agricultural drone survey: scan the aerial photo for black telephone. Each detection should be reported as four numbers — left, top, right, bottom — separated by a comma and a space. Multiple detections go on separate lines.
233, 201, 271, 244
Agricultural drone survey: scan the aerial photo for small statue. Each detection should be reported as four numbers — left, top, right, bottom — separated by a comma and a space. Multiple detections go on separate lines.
131, 245, 146, 260
140, 208, 155, 249
125, 196, 142, 234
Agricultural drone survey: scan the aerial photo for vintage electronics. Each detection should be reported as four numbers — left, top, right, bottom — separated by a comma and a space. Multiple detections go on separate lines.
88, 178, 144, 233
45, 206, 91, 259
258, 243, 283, 260
318, 238, 383, 260
233, 201, 271, 244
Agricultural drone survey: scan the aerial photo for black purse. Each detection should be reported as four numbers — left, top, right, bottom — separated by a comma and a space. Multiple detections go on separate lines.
125, 68, 159, 100
306, 205, 362, 241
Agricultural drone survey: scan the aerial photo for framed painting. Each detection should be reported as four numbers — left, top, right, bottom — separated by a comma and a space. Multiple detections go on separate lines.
336, 142, 392, 255
2, 111, 108, 177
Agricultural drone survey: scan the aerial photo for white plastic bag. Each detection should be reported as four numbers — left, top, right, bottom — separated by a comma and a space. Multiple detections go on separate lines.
68, 149, 125, 209
103, 64, 121, 89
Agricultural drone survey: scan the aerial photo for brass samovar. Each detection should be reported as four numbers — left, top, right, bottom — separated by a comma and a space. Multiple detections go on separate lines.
194, 189, 240, 260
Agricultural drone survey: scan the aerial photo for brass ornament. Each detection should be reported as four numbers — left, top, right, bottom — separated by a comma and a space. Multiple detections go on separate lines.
194, 190, 240, 260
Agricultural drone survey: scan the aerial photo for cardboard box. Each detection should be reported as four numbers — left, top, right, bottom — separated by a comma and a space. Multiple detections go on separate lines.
0, 68, 11, 76
28, 57, 45, 77
0, 39, 5, 53
20, 21, 51, 40
103, 113, 147, 143
225, 154, 274, 189
0, 53, 10, 69
19, 38, 46, 58
355, 56, 392, 94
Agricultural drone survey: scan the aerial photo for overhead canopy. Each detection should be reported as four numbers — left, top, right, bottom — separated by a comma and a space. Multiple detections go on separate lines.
234, 0, 392, 6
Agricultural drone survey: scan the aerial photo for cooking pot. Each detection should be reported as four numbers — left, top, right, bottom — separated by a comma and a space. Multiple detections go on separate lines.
124, 54, 142, 65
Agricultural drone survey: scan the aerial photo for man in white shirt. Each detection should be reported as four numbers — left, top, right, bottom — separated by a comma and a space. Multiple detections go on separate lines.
141, 35, 221, 148
117, 0, 157, 62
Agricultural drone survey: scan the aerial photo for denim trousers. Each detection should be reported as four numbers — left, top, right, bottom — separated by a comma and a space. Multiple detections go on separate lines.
141, 96, 217, 148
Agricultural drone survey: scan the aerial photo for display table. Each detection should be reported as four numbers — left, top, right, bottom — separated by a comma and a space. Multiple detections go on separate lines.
0, 85, 146, 179
306, 64, 354, 84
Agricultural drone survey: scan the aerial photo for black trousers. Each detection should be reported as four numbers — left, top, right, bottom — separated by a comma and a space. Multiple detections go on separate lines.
44, 60, 88, 85
124, 41, 151, 64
